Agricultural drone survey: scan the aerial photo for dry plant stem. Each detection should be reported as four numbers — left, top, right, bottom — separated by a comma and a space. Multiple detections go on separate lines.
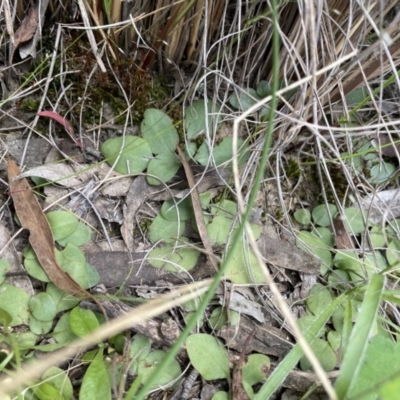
0, 280, 211, 397
77, 0, 106, 72
176, 145, 219, 272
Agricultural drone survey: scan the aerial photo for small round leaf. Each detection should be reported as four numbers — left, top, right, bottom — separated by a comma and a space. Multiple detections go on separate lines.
148, 214, 185, 244
137, 350, 182, 389
69, 307, 99, 338
141, 108, 179, 154
300, 338, 337, 372
101, 136, 152, 175
46, 211, 79, 241
312, 204, 337, 227
306, 284, 333, 316
186, 333, 229, 380
294, 209, 311, 225
29, 292, 57, 322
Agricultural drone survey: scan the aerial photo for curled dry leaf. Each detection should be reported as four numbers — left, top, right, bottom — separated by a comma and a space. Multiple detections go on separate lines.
37, 111, 83, 150
7, 159, 92, 299
9, 6, 39, 66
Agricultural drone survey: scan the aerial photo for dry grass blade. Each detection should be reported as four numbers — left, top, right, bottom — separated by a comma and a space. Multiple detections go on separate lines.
176, 146, 219, 272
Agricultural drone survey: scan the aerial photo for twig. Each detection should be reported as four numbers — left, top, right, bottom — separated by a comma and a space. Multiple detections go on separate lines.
176, 145, 219, 272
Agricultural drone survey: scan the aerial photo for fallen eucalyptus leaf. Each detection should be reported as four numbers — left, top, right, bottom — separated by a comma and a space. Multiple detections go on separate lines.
15, 163, 82, 187
8, 159, 95, 298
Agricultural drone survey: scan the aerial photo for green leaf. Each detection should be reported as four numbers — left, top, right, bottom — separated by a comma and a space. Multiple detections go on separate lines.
369, 226, 387, 248
137, 350, 182, 389
69, 307, 100, 338
185, 99, 221, 139
130, 335, 152, 362
207, 215, 234, 245
296, 231, 332, 272
24, 245, 51, 282
346, 86, 368, 105
161, 197, 193, 221
380, 373, 400, 400
46, 283, 80, 313
256, 80, 271, 98
208, 307, 240, 330
297, 315, 328, 339
141, 108, 179, 154
148, 214, 185, 244
186, 334, 229, 380
242, 354, 270, 386
29, 292, 57, 322
369, 162, 395, 184
294, 209, 311, 225
80, 348, 111, 400
327, 330, 341, 352
212, 392, 229, 400
101, 136, 152, 175
29, 314, 53, 335
52, 312, 78, 344
46, 211, 79, 241
24, 244, 99, 288
334, 274, 385, 399
195, 137, 249, 167
210, 199, 237, 218
57, 222, 92, 247
342, 207, 368, 234
347, 336, 400, 400
57, 244, 98, 289
306, 284, 333, 316
146, 151, 181, 186
42, 367, 73, 400
148, 239, 200, 272
300, 338, 337, 372
328, 269, 350, 290
229, 88, 260, 111
34, 382, 66, 400
225, 239, 266, 284
311, 227, 334, 247
363, 252, 387, 273
0, 308, 12, 328
334, 250, 360, 271
386, 239, 400, 267
311, 204, 337, 227
13, 330, 38, 349
0, 284, 30, 326
160, 192, 211, 221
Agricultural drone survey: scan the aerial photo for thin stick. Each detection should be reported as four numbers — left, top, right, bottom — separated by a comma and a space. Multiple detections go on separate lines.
176, 145, 219, 271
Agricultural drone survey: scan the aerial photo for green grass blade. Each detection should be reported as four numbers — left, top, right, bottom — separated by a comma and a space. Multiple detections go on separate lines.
254, 293, 346, 400
334, 273, 385, 399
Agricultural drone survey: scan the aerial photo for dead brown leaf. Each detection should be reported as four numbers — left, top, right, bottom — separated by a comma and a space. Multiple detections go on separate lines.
9, 6, 39, 66
333, 217, 353, 250
7, 159, 93, 299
